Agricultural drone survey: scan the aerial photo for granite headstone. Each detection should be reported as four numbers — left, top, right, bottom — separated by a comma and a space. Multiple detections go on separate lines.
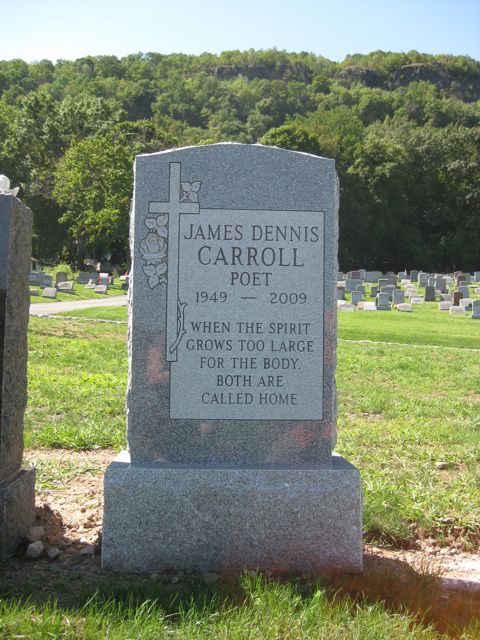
102, 143, 362, 573
0, 193, 35, 559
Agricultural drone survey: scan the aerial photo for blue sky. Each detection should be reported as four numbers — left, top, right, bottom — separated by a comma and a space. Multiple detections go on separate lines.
1, 0, 479, 62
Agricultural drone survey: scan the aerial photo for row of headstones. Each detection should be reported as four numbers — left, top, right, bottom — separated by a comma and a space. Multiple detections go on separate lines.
29, 272, 129, 299
337, 272, 480, 318
339, 269, 480, 285
338, 297, 480, 317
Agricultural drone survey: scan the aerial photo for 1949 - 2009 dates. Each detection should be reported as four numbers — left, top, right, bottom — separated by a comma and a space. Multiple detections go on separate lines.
195, 291, 307, 304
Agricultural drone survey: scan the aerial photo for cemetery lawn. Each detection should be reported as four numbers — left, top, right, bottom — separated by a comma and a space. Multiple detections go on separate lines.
25, 313, 480, 551
30, 283, 127, 303
338, 301, 480, 349
2, 572, 475, 640
57, 306, 128, 322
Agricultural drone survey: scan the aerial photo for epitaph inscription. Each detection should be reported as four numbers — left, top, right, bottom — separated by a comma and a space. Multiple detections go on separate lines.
142, 163, 325, 420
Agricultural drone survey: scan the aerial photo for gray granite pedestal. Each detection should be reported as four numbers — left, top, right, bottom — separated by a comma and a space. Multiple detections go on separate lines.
102, 451, 362, 573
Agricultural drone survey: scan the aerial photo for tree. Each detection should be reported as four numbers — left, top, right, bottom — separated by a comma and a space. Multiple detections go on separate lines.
53, 133, 134, 265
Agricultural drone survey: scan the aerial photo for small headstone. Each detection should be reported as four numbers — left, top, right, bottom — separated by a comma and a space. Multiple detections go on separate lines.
376, 292, 390, 310
28, 272, 40, 285
458, 286, 470, 298
440, 293, 452, 302
427, 276, 435, 287
76, 271, 96, 284
472, 300, 480, 319
380, 285, 396, 301
355, 284, 365, 294
370, 286, 378, 297
0, 192, 36, 559
344, 277, 357, 293
434, 277, 446, 293
336, 286, 345, 300
99, 277, 110, 287
362, 301, 376, 311
378, 278, 390, 290
424, 286, 436, 302
418, 272, 428, 286
101, 143, 362, 574
94, 285, 108, 294
339, 303, 355, 312
409, 270, 418, 282
410, 297, 424, 304
450, 306, 466, 316
57, 281, 74, 293
364, 271, 382, 283
438, 301, 452, 311
396, 303, 412, 312
453, 291, 462, 306
38, 274, 53, 287
349, 270, 361, 280
351, 291, 363, 306
55, 271, 68, 285
29, 288, 40, 297
392, 289, 404, 305
337, 271, 344, 281
41, 287, 57, 299
85, 282, 96, 289
460, 298, 473, 311
474, 271, 480, 282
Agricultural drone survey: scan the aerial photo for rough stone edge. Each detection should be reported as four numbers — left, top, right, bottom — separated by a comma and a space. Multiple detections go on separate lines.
102, 452, 362, 574
0, 466, 36, 560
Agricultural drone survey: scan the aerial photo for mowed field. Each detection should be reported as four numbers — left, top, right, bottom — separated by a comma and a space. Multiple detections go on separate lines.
15, 305, 480, 638
28, 303, 480, 547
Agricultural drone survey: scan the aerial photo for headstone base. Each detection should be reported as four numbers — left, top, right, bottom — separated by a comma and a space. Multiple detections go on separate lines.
102, 452, 362, 573
0, 467, 36, 560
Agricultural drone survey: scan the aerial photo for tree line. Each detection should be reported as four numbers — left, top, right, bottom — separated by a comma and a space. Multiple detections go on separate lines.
0, 49, 479, 271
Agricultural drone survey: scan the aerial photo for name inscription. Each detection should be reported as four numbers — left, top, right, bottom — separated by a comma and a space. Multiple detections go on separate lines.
169, 209, 325, 420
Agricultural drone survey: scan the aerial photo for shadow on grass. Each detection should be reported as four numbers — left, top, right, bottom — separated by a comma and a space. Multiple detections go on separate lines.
0, 551, 479, 637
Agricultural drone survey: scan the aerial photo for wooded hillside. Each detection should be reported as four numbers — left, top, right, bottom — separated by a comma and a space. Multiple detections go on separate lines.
1, 49, 478, 270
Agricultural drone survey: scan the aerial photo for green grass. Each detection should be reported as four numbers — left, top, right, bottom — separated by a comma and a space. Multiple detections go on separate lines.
338, 300, 480, 349
25, 314, 480, 548
0, 574, 470, 640
57, 306, 128, 322
30, 283, 127, 304
26, 317, 127, 450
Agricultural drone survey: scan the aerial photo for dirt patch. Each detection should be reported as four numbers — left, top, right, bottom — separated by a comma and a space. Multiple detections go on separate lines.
1, 449, 478, 634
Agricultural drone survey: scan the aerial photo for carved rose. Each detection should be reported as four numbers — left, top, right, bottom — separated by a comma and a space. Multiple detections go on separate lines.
139, 233, 166, 262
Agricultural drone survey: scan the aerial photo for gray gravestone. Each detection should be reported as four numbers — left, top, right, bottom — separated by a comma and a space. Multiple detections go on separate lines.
351, 291, 363, 306
418, 272, 428, 286
458, 285, 470, 298
344, 277, 357, 293
392, 289, 404, 305
55, 271, 67, 285
102, 143, 362, 573
38, 274, 52, 287
57, 281, 74, 293
376, 292, 390, 310
424, 285, 436, 302
0, 193, 35, 559
434, 277, 446, 293
370, 286, 378, 297
410, 270, 418, 282
41, 287, 57, 299
474, 272, 480, 282
94, 284, 107, 294
472, 300, 480, 319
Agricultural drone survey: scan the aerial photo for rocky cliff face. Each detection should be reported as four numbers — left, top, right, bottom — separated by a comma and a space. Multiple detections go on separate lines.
336, 63, 480, 101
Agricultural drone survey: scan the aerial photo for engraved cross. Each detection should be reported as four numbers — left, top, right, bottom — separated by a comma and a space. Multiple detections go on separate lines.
148, 162, 199, 362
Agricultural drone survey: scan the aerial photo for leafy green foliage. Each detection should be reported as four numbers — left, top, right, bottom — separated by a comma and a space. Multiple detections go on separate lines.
0, 49, 479, 268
